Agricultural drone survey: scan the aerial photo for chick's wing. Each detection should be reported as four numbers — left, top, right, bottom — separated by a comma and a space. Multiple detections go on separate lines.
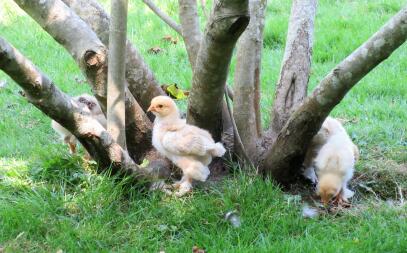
161, 127, 210, 157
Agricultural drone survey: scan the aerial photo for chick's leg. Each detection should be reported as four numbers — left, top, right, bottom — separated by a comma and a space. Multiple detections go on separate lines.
175, 176, 193, 197
333, 189, 351, 207
172, 175, 187, 189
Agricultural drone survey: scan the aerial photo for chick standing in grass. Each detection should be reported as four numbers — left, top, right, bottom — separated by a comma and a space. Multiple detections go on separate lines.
51, 94, 106, 158
314, 117, 359, 206
148, 96, 226, 196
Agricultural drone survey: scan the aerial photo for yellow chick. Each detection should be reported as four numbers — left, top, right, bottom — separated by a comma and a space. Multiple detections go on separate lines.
314, 117, 359, 206
148, 96, 226, 196
51, 94, 106, 158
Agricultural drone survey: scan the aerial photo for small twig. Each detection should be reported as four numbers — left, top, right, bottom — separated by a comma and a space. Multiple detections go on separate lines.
396, 183, 404, 205
226, 85, 234, 101
224, 87, 254, 168
142, 0, 182, 35
358, 183, 379, 200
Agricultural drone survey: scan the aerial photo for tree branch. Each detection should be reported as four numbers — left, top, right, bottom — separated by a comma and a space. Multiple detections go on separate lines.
107, 0, 128, 148
262, 6, 407, 183
13, 0, 154, 162
61, 0, 165, 111
233, 0, 266, 161
178, 0, 202, 67
0, 37, 167, 180
187, 0, 249, 141
143, 0, 182, 35
270, 0, 317, 135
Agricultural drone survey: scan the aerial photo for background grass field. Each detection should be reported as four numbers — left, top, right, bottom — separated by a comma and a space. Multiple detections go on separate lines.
0, 0, 406, 252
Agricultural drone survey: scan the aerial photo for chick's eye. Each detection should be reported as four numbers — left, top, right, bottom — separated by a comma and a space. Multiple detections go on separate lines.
158, 104, 163, 108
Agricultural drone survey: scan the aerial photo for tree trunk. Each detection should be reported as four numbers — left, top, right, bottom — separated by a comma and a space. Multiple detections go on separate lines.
61, 0, 165, 112
0, 37, 168, 180
107, 0, 128, 148
233, 0, 266, 162
187, 0, 249, 141
270, 0, 317, 135
143, 0, 182, 35
14, 0, 154, 162
178, 0, 202, 67
262, 6, 407, 183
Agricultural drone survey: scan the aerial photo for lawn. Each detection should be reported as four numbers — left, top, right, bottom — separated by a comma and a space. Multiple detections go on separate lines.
0, 0, 406, 252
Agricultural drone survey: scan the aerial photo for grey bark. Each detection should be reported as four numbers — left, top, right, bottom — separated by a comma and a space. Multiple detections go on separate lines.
178, 0, 202, 67
61, 0, 164, 111
262, 6, 407, 183
270, 0, 317, 135
107, 0, 128, 148
13, 0, 154, 162
0, 37, 168, 180
187, 0, 249, 141
143, 0, 182, 35
233, 0, 266, 161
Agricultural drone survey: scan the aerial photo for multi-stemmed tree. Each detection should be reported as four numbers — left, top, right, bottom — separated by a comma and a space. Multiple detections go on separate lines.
0, 0, 406, 186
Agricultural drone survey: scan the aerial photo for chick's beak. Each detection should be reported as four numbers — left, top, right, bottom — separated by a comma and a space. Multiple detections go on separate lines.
147, 105, 155, 112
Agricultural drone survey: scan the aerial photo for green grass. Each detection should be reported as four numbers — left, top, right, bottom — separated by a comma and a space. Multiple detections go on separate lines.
0, 0, 406, 252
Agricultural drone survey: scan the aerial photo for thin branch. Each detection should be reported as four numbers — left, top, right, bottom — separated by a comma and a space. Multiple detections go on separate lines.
107, 0, 128, 148
233, 0, 267, 161
187, 0, 249, 141
143, 0, 182, 35
178, 0, 202, 68
62, 0, 165, 111
0, 37, 167, 180
224, 87, 254, 167
226, 85, 234, 101
262, 6, 407, 183
270, 0, 317, 134
14, 0, 155, 162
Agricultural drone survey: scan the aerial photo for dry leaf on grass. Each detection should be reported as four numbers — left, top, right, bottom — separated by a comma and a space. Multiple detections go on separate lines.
192, 246, 206, 253
148, 46, 163, 54
162, 35, 178, 44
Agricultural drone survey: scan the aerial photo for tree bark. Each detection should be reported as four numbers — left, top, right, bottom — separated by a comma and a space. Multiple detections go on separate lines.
0, 37, 168, 180
178, 0, 202, 67
13, 0, 153, 162
143, 0, 182, 35
233, 0, 266, 161
262, 6, 407, 183
61, 0, 165, 111
187, 0, 249, 141
270, 0, 317, 135
107, 0, 128, 148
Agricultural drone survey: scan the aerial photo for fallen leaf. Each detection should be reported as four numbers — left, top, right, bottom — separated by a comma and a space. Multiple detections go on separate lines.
162, 35, 178, 44
192, 246, 206, 253
161, 83, 189, 100
148, 46, 163, 54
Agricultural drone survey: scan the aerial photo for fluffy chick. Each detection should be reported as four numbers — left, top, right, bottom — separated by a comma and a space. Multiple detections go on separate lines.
51, 94, 106, 158
148, 96, 226, 196
314, 117, 359, 206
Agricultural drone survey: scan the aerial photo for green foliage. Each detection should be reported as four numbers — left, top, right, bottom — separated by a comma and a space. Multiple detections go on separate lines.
0, 0, 406, 252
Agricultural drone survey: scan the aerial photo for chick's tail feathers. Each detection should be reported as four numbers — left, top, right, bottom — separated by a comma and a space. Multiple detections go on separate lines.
210, 142, 226, 157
